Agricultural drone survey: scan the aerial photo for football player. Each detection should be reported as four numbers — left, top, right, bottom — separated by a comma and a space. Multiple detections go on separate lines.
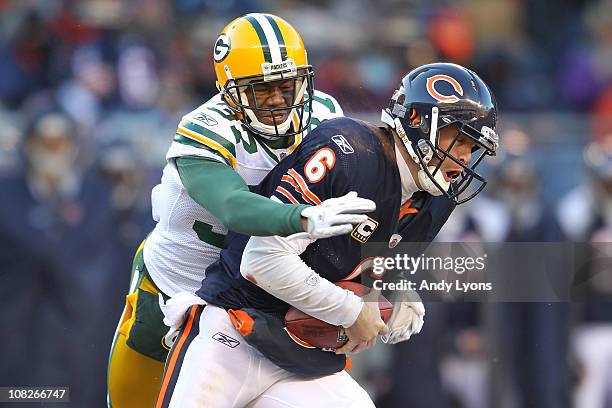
106, 13, 372, 408
156, 63, 499, 407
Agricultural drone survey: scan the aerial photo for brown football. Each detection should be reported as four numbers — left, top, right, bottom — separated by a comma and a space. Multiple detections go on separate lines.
284, 281, 393, 351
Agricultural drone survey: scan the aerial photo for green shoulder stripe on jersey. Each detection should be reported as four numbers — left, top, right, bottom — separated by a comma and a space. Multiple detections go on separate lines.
174, 133, 204, 149
180, 120, 237, 157
176, 123, 237, 168
245, 15, 272, 63
312, 94, 337, 113
264, 15, 288, 61
208, 106, 234, 120
173, 134, 231, 165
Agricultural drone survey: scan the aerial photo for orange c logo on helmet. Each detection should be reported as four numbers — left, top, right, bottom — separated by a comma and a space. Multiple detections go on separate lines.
426, 74, 464, 103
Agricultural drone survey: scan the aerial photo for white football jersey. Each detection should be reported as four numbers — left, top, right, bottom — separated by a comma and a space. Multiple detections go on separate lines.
144, 90, 343, 296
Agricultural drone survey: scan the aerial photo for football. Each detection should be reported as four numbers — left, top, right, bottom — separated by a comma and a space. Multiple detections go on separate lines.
284, 281, 393, 351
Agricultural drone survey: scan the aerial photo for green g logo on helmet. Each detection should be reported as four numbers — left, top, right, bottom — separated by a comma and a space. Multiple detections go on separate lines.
214, 33, 231, 63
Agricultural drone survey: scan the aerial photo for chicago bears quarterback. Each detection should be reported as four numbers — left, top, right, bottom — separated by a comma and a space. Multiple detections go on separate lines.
106, 13, 374, 408
156, 63, 499, 407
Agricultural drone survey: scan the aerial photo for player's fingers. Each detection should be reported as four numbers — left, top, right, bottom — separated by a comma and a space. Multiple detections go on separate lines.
350, 341, 370, 354
362, 287, 381, 302
336, 338, 359, 354
413, 315, 425, 334
366, 337, 377, 350
378, 320, 390, 335
328, 214, 368, 226
400, 326, 412, 340
337, 198, 376, 214
325, 191, 357, 206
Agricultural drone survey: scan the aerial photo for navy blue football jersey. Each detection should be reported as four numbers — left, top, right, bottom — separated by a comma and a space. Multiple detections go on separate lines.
197, 117, 454, 314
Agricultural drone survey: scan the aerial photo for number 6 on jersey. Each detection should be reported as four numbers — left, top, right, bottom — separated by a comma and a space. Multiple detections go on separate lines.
304, 148, 336, 183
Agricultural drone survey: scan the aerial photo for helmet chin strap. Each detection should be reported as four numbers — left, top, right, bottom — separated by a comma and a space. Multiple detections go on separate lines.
417, 168, 449, 196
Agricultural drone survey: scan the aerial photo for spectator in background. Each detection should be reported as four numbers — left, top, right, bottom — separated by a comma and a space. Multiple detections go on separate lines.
427, 7, 474, 65
558, 0, 612, 111
0, 111, 127, 405
97, 141, 156, 257
484, 142, 570, 408
0, 9, 55, 108
56, 44, 116, 134
1, 0, 611, 405
93, 45, 196, 169
419, 129, 570, 408
558, 138, 612, 408
586, 0, 612, 149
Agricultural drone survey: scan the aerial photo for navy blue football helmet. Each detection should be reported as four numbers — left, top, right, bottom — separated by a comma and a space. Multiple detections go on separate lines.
382, 62, 499, 204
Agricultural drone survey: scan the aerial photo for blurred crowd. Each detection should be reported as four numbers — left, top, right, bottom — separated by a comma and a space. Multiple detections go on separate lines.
1, 0, 612, 406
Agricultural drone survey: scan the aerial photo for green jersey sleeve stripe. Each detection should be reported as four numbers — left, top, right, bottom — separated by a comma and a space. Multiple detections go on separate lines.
181, 120, 237, 157
207, 107, 234, 120
173, 134, 231, 165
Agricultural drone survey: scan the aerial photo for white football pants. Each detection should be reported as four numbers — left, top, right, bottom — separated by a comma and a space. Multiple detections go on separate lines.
157, 305, 375, 408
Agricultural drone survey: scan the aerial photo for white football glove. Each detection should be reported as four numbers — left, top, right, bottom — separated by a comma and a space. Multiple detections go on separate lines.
158, 292, 206, 348
299, 191, 376, 239
380, 290, 425, 344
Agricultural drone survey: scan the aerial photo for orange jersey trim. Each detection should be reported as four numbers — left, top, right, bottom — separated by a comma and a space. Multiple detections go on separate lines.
276, 186, 300, 204
287, 168, 322, 205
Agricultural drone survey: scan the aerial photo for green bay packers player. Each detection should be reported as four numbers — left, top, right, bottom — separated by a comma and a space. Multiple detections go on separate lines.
106, 13, 371, 408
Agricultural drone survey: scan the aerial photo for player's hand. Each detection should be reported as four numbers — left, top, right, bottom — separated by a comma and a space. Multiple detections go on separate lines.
159, 292, 206, 348
336, 297, 389, 354
300, 191, 376, 239
380, 290, 425, 344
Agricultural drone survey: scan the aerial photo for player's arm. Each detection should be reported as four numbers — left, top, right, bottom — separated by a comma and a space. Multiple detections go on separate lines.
177, 156, 370, 238
241, 227, 362, 327
177, 156, 307, 237
241, 222, 388, 352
